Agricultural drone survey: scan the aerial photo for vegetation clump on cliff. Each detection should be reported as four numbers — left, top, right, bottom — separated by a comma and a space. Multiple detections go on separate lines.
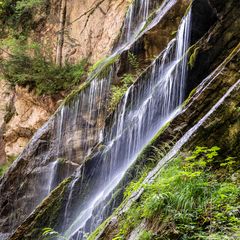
0, 37, 88, 95
112, 146, 240, 240
0, 0, 45, 31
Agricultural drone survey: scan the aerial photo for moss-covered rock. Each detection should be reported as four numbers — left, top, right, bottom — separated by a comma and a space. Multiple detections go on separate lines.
9, 177, 72, 240
89, 28, 240, 240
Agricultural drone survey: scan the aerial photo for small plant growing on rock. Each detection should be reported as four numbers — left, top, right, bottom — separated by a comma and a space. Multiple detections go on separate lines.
42, 227, 66, 240
128, 51, 139, 70
108, 73, 134, 112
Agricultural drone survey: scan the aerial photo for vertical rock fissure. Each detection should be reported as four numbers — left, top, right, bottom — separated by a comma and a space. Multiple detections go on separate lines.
56, 0, 67, 66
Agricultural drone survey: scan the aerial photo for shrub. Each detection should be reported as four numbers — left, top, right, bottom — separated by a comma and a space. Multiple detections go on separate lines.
108, 73, 134, 111
0, 40, 88, 95
114, 146, 240, 239
128, 51, 139, 70
0, 0, 45, 29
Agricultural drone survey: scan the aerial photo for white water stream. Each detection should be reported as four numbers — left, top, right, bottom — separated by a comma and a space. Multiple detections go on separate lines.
63, 8, 192, 240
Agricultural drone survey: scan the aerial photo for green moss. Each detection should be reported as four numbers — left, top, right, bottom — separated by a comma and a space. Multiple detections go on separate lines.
184, 1, 193, 17
188, 47, 200, 69
182, 87, 197, 107
0, 163, 10, 176
10, 177, 72, 240
89, 54, 120, 80
62, 54, 120, 107
62, 80, 90, 106
133, 119, 172, 162
88, 217, 112, 240
0, 155, 18, 176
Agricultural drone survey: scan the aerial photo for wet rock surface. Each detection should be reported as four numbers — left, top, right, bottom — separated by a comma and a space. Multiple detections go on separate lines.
0, 0, 240, 239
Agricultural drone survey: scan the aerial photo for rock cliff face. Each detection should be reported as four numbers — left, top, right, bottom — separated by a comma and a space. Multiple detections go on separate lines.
30, 0, 129, 64
0, 0, 128, 164
3, 86, 58, 157
0, 0, 239, 239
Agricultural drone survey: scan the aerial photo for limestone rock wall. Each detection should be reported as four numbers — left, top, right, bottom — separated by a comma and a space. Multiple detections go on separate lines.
3, 86, 58, 158
0, 0, 128, 164
32, 0, 129, 64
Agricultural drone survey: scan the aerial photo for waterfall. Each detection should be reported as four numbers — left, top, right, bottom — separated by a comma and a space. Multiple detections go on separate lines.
45, 0, 177, 194
115, 0, 177, 53
144, 78, 240, 186
44, 0, 154, 194
117, 0, 150, 45
63, 9, 192, 240
0, 0, 186, 237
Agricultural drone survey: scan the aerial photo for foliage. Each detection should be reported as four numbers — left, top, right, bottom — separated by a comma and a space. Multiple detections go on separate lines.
124, 168, 149, 199
108, 73, 134, 111
114, 146, 240, 239
128, 51, 139, 70
0, 0, 45, 30
42, 227, 66, 240
0, 39, 88, 95
139, 230, 154, 240
15, 0, 44, 13
0, 154, 17, 176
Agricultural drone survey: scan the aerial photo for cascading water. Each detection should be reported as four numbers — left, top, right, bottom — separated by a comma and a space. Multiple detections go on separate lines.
0, 0, 187, 238
144, 78, 240, 186
115, 0, 177, 53
118, 0, 150, 45
46, 0, 179, 194
62, 9, 192, 240
44, 0, 158, 194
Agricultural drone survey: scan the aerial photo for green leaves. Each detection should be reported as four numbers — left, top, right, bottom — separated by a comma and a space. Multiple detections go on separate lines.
109, 73, 134, 112
42, 227, 66, 240
0, 39, 88, 95
15, 0, 44, 13
128, 51, 139, 70
115, 146, 239, 239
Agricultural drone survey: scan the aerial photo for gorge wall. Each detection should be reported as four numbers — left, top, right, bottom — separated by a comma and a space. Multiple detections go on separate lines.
0, 0, 239, 240
0, 0, 129, 164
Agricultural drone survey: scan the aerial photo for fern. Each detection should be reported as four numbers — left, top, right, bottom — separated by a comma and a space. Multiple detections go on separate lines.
42, 227, 66, 240
128, 51, 139, 69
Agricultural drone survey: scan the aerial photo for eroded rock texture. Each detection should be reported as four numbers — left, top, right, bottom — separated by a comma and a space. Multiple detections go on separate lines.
0, 0, 128, 164
0, 0, 239, 239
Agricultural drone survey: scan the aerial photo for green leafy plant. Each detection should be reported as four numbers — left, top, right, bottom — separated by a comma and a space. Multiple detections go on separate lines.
0, 39, 88, 95
139, 230, 154, 240
42, 227, 66, 240
15, 0, 44, 13
113, 146, 240, 239
128, 51, 139, 70
108, 73, 134, 111
0, 0, 46, 32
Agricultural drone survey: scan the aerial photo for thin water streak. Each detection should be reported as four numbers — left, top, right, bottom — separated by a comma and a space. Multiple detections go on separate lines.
64, 9, 191, 240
